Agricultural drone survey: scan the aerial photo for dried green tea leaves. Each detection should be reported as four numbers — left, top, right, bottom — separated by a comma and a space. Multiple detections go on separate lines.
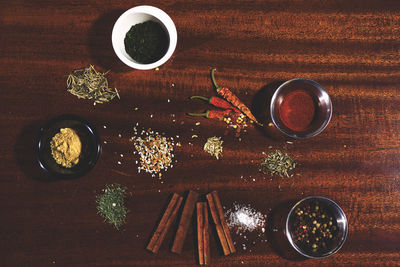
260, 150, 296, 178
96, 183, 128, 229
204, 136, 223, 159
67, 65, 120, 104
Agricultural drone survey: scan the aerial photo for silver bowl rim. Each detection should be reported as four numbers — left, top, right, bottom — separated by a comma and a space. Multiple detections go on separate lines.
285, 196, 348, 259
270, 78, 333, 139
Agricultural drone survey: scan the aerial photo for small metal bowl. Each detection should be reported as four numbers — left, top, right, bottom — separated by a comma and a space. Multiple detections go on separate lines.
270, 78, 332, 139
286, 196, 348, 259
36, 114, 101, 179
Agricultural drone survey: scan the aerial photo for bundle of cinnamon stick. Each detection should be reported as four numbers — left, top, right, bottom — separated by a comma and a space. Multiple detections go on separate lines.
147, 190, 235, 265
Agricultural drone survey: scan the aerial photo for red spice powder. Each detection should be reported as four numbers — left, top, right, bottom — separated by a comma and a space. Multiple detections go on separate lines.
279, 90, 316, 132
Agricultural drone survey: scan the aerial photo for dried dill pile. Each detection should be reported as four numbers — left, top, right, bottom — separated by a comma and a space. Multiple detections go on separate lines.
96, 183, 128, 229
260, 150, 296, 177
67, 65, 120, 104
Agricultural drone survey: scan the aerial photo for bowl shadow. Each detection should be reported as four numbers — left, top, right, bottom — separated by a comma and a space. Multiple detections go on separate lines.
251, 81, 290, 141
88, 9, 132, 73
14, 119, 57, 182
266, 199, 308, 261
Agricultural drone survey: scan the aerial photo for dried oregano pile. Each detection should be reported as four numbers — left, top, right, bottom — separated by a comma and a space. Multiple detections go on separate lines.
259, 150, 296, 177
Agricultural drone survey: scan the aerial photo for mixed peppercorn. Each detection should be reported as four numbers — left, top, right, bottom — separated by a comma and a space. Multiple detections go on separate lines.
289, 200, 338, 255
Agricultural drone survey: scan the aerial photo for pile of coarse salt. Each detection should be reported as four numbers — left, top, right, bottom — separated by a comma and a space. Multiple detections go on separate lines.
225, 203, 266, 234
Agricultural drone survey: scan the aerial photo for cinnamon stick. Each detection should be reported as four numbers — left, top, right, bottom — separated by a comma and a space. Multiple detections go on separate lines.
197, 203, 204, 265
171, 190, 199, 254
206, 191, 236, 255
197, 202, 210, 265
147, 193, 183, 253
203, 205, 210, 264
206, 193, 229, 255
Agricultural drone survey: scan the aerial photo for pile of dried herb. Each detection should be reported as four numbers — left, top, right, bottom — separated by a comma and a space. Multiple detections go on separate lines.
124, 21, 169, 64
96, 183, 128, 229
259, 150, 296, 177
67, 65, 120, 104
204, 136, 223, 159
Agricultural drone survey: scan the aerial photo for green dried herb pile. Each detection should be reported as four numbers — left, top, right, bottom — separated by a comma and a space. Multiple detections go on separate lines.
124, 21, 169, 64
96, 183, 128, 229
67, 65, 119, 104
259, 150, 296, 177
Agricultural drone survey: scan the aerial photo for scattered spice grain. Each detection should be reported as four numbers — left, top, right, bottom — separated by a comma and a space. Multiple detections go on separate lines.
132, 126, 179, 178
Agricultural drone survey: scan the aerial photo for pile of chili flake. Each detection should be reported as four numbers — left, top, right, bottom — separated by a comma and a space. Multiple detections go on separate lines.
132, 127, 180, 179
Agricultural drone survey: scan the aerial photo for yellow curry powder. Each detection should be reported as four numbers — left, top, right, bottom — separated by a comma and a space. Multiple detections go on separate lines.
50, 128, 82, 168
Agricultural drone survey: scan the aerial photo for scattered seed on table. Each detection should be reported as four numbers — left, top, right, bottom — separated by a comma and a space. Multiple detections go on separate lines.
133, 127, 178, 178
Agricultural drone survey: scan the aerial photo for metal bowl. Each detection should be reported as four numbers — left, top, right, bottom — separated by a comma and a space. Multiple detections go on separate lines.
270, 78, 332, 139
36, 114, 101, 179
286, 196, 348, 259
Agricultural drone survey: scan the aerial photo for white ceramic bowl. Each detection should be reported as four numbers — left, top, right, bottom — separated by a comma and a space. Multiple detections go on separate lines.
112, 6, 177, 70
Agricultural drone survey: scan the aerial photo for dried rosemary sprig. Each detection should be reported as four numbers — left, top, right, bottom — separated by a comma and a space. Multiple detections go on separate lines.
67, 65, 120, 104
204, 136, 223, 159
259, 150, 296, 177
96, 183, 128, 229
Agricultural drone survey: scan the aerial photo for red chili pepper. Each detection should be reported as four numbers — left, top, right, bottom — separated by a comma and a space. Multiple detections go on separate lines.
190, 96, 240, 113
211, 68, 262, 126
187, 109, 233, 120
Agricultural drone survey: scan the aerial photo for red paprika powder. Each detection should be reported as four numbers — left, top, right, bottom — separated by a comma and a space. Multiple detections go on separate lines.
279, 90, 316, 132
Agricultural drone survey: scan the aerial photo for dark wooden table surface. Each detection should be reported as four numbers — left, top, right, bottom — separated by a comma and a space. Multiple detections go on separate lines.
1, 0, 400, 266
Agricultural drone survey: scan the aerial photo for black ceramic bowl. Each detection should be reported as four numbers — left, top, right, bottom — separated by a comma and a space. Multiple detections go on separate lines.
36, 114, 101, 179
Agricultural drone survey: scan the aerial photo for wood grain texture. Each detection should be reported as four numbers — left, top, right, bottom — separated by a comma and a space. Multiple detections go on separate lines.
1, 0, 400, 266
